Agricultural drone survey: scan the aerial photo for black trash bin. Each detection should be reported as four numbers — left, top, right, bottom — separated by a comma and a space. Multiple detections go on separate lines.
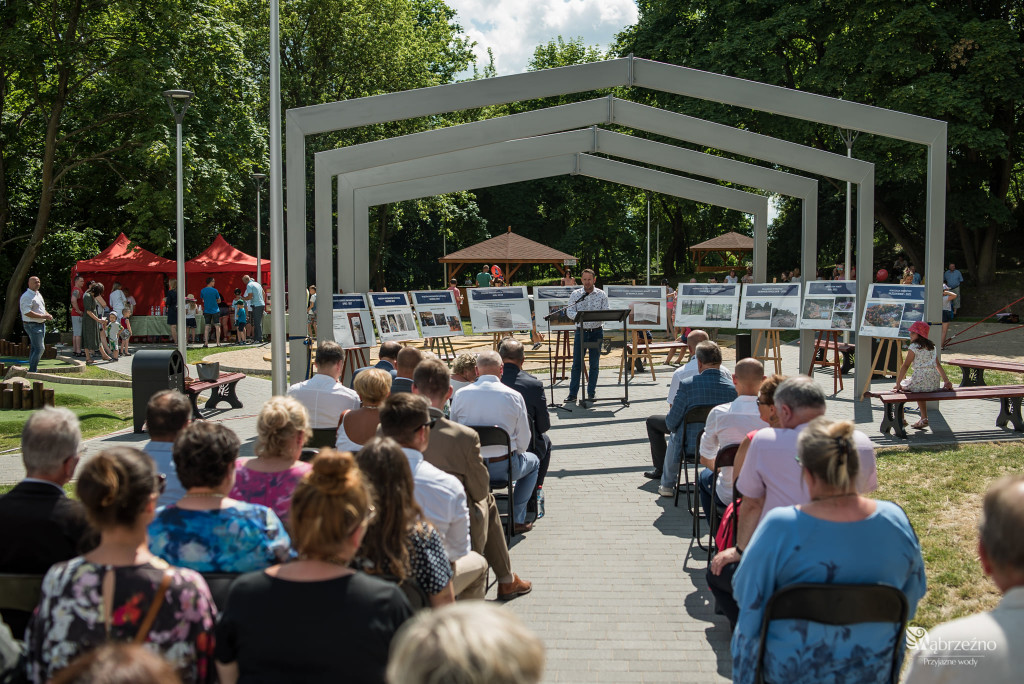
735, 333, 752, 361
132, 349, 186, 433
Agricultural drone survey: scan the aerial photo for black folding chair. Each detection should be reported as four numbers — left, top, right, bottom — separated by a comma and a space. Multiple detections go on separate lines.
672, 404, 716, 509
308, 428, 337, 449
0, 572, 44, 638
201, 573, 242, 611
468, 425, 514, 544
755, 583, 909, 684
702, 443, 741, 554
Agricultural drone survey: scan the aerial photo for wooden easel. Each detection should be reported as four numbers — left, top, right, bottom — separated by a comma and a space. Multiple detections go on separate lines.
807, 329, 843, 394
618, 330, 657, 382
340, 346, 369, 384
754, 329, 783, 375
428, 336, 457, 364
491, 332, 514, 350
553, 330, 573, 380
859, 336, 904, 400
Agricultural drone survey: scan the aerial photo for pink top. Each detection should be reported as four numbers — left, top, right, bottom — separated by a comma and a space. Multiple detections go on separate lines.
229, 459, 312, 522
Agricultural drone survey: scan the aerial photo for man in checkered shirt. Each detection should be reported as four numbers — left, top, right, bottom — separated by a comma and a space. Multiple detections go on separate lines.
565, 268, 609, 403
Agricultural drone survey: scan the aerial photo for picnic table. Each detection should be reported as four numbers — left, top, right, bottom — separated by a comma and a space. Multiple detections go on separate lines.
945, 357, 1024, 387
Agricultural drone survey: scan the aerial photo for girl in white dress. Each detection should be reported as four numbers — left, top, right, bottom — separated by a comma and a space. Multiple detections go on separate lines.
894, 321, 953, 429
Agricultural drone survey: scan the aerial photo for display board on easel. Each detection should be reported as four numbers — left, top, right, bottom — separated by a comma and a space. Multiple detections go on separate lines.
368, 292, 420, 342
857, 283, 925, 398
604, 285, 667, 330
466, 286, 532, 333
410, 290, 464, 338
740, 283, 801, 375
332, 294, 376, 349
674, 283, 741, 327
800, 281, 857, 331
534, 286, 577, 332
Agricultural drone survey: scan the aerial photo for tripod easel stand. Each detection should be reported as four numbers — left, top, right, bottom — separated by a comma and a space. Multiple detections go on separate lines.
754, 329, 783, 375
858, 336, 904, 400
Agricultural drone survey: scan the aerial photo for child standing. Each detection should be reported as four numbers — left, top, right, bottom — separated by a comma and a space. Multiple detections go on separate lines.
119, 307, 133, 356
233, 291, 247, 344
104, 312, 122, 361
185, 294, 199, 344
894, 321, 953, 429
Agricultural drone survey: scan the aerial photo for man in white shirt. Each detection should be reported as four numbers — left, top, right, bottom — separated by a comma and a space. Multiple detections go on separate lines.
286, 341, 360, 429
19, 276, 52, 373
241, 275, 265, 344
380, 393, 487, 599
696, 358, 767, 518
450, 350, 540, 533
904, 475, 1024, 684
644, 329, 708, 480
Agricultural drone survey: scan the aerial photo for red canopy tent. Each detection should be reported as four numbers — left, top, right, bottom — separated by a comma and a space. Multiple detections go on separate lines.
184, 234, 271, 302
72, 233, 176, 312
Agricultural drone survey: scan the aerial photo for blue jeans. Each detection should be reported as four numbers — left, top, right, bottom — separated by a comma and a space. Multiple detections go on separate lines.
661, 431, 685, 489
569, 328, 603, 399
487, 451, 540, 524
24, 322, 45, 372
252, 305, 265, 342
698, 466, 726, 525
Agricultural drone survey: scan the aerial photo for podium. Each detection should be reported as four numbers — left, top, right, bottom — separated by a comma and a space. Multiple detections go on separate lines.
575, 309, 630, 408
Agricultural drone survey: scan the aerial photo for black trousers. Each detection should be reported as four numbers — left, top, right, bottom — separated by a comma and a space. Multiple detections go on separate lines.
706, 561, 740, 631
646, 414, 670, 471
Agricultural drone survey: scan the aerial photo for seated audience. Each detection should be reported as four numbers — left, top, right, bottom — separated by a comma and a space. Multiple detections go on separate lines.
336, 368, 392, 452
413, 358, 532, 600
143, 390, 191, 506
659, 341, 737, 496
355, 437, 455, 607
214, 450, 412, 684
499, 339, 552, 507
375, 341, 401, 375
380, 394, 487, 599
26, 447, 216, 684
389, 346, 423, 394
697, 359, 768, 519
51, 644, 182, 684
286, 340, 360, 430
645, 329, 709, 480
387, 603, 546, 684
0, 407, 97, 638
450, 351, 540, 533
148, 422, 292, 573
730, 417, 925, 683
449, 353, 478, 393
905, 474, 1024, 683
231, 396, 313, 522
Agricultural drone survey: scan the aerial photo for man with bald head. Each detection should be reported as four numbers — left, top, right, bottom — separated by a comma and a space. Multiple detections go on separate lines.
450, 350, 541, 533
390, 345, 424, 394
644, 328, 711, 480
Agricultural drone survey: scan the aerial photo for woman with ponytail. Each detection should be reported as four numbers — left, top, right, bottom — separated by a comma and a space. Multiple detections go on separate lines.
729, 417, 927, 684
214, 449, 412, 684
25, 447, 216, 684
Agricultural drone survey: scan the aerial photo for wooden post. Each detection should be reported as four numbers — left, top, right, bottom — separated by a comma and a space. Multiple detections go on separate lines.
22, 387, 32, 409
11, 384, 21, 409
43, 388, 55, 407
32, 381, 44, 408
1, 388, 12, 409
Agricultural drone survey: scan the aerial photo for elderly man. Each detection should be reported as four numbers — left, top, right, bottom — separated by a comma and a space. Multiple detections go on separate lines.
905, 475, 1024, 683
390, 345, 423, 394
708, 375, 878, 628
450, 350, 540, 533
241, 275, 265, 344
380, 394, 488, 600
498, 338, 552, 504
645, 329, 710, 480
0, 407, 97, 637
142, 389, 193, 506
287, 340, 360, 429
20, 276, 53, 373
659, 341, 737, 497
414, 358, 532, 600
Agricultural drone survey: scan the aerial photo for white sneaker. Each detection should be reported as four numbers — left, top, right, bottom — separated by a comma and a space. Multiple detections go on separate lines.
658, 486, 674, 497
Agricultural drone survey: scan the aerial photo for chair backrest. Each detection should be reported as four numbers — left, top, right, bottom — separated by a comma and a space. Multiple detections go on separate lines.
467, 425, 512, 458
299, 447, 320, 463
0, 573, 44, 613
715, 443, 742, 470
683, 404, 716, 425
756, 583, 909, 684
308, 428, 337, 449
201, 573, 242, 612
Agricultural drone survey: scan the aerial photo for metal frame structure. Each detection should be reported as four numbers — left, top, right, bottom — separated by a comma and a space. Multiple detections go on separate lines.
282, 56, 947, 396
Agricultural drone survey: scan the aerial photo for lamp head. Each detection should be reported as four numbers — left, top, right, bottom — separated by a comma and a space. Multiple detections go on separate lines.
162, 89, 194, 124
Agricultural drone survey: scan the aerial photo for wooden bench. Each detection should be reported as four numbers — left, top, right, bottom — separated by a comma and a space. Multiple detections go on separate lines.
866, 385, 1024, 439
814, 339, 855, 374
946, 358, 1024, 387
184, 372, 246, 419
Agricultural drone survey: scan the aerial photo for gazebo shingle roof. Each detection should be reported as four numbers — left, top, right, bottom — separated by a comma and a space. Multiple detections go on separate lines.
440, 231, 575, 264
689, 231, 754, 252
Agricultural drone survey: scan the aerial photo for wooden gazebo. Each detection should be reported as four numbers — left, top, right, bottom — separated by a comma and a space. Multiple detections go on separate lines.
689, 231, 754, 273
440, 227, 576, 283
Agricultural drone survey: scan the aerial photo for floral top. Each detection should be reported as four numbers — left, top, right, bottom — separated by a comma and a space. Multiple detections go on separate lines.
901, 342, 941, 392
229, 459, 312, 522
26, 557, 216, 684
149, 502, 293, 573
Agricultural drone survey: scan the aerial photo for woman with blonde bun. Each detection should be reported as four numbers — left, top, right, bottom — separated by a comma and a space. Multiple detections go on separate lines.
215, 449, 412, 684
230, 396, 313, 521
25, 447, 216, 684
335, 368, 391, 452
729, 417, 926, 684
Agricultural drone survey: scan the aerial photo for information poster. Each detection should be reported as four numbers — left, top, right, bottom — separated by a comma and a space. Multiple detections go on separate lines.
533, 286, 577, 332
605, 285, 667, 330
674, 283, 741, 327
800, 281, 858, 331
858, 284, 926, 339
332, 294, 376, 349
739, 283, 802, 330
466, 286, 532, 333
410, 290, 464, 338
368, 292, 420, 342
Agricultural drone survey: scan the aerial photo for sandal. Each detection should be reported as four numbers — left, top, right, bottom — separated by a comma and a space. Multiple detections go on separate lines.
911, 419, 929, 429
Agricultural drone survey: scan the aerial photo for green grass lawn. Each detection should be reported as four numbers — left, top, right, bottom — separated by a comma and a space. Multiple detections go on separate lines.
0, 383, 132, 452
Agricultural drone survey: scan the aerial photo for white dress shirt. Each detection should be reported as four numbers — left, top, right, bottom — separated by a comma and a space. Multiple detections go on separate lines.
401, 447, 471, 561
19, 289, 46, 324
286, 373, 360, 429
108, 289, 127, 317
449, 375, 532, 460
698, 395, 768, 503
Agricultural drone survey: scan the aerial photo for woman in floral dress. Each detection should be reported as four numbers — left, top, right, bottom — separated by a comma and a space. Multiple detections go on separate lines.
26, 447, 216, 684
894, 321, 953, 429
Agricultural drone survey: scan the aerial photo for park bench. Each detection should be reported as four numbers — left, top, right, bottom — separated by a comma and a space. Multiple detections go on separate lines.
866, 385, 1024, 439
184, 372, 246, 419
945, 358, 1024, 387
814, 339, 855, 374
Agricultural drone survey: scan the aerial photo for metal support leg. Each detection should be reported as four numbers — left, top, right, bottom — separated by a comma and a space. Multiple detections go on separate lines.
996, 397, 1024, 431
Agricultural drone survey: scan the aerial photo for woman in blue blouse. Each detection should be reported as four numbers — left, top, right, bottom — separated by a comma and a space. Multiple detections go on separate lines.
731, 417, 926, 684
149, 421, 292, 572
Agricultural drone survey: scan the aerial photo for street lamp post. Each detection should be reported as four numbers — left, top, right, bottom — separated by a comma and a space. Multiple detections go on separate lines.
251, 173, 267, 289
163, 89, 193, 360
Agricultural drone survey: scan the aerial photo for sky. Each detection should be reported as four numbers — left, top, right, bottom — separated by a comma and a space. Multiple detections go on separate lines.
445, 0, 639, 76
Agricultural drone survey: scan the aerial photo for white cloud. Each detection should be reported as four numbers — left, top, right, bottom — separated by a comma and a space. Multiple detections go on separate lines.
447, 0, 639, 76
